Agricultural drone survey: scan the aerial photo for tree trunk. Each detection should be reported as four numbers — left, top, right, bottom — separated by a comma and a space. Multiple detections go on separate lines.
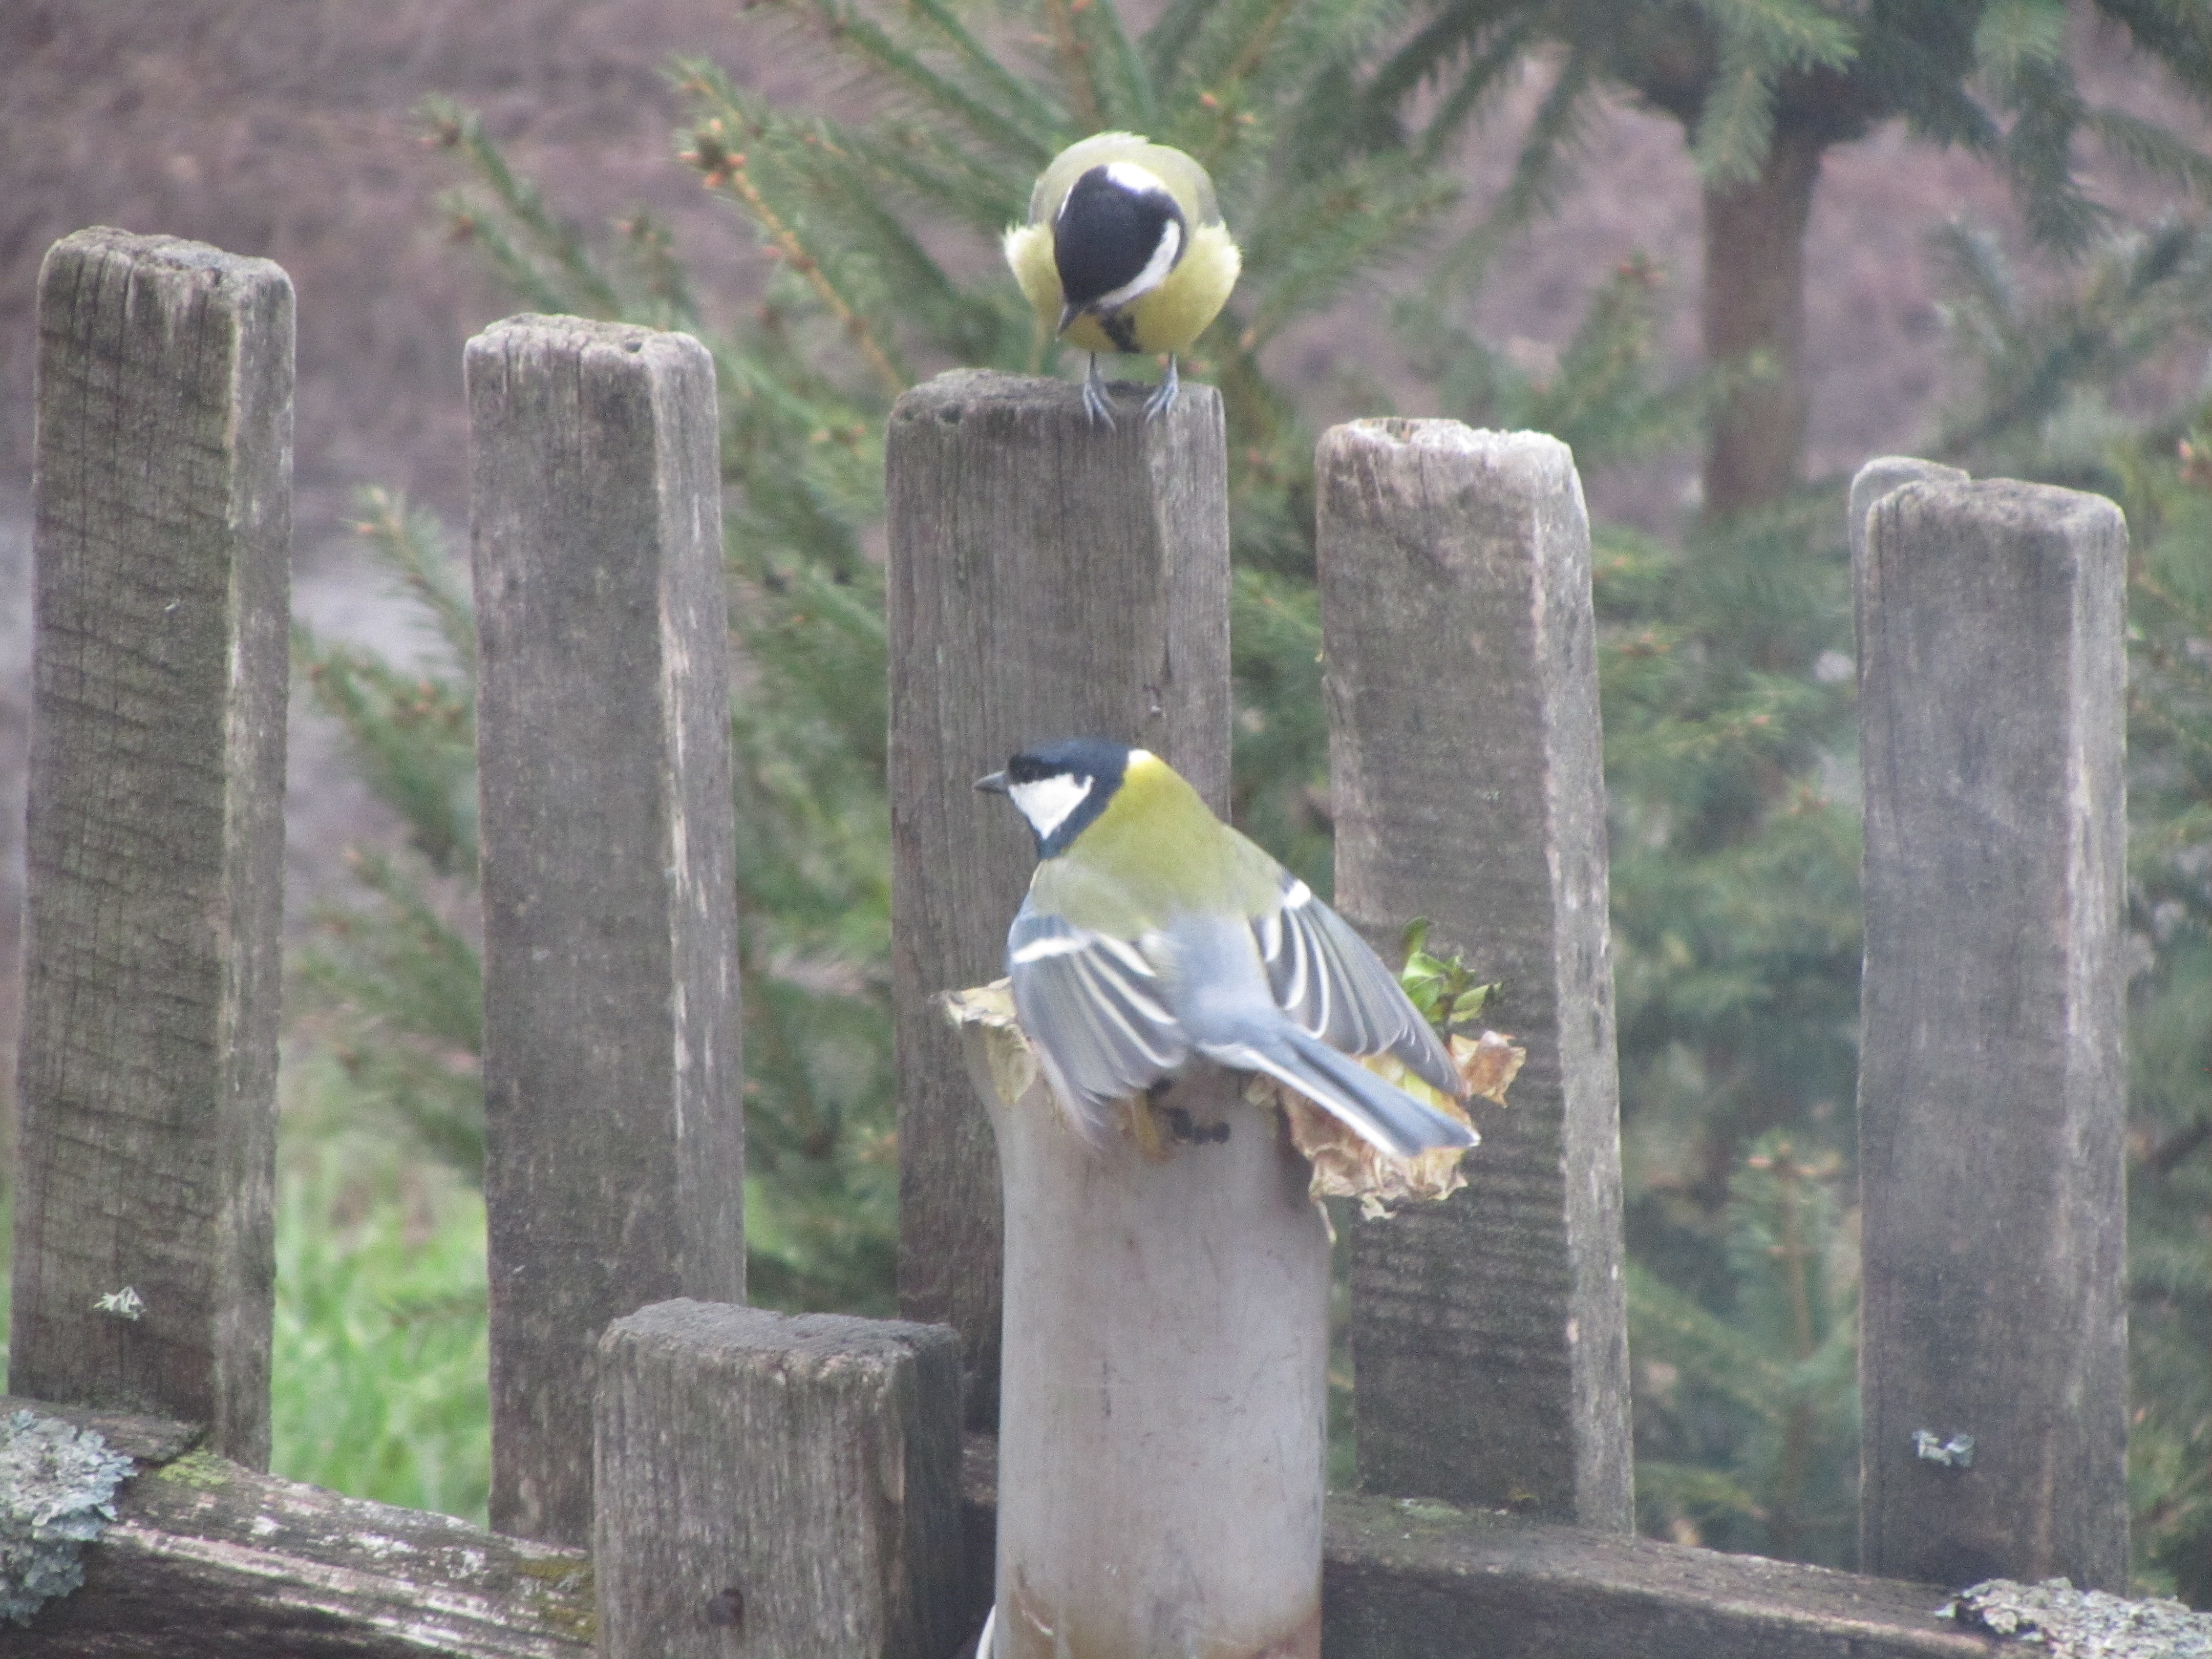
1701, 125, 1824, 520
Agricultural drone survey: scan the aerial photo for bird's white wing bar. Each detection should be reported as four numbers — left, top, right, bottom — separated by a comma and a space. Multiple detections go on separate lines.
1257, 873, 1462, 1098
1008, 905, 1189, 1126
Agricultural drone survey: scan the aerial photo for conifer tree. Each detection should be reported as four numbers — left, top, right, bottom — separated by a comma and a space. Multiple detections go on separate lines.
1364, 0, 2212, 515
281, 0, 2211, 1589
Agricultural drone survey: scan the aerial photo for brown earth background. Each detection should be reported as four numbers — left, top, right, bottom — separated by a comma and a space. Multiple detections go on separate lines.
0, 1, 2205, 1129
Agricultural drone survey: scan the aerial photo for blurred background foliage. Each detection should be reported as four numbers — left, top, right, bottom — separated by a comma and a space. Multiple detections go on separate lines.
275, 0, 2210, 1600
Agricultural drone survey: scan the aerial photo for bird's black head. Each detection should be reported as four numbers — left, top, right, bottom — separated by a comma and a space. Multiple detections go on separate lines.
975, 736, 1131, 858
1053, 162, 1186, 327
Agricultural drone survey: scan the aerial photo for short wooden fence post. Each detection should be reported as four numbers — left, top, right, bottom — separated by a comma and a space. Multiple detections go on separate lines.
885, 369, 1231, 1424
468, 315, 746, 1545
1853, 462, 2130, 1588
1315, 420, 1632, 1526
9, 229, 292, 1467
594, 1300, 967, 1659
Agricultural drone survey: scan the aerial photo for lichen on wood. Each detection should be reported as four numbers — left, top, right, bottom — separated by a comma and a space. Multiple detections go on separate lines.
0, 1411, 134, 1625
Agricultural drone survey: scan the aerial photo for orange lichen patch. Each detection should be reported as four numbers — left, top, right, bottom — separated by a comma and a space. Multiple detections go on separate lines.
941, 980, 1522, 1218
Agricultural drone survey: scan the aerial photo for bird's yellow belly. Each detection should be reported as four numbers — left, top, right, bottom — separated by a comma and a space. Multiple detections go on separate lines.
1056, 223, 1240, 358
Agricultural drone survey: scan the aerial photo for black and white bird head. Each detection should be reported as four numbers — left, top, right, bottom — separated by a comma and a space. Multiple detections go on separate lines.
975, 737, 1134, 858
1052, 162, 1187, 333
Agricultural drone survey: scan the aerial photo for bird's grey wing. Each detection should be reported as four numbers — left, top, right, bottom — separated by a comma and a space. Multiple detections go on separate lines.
1253, 874, 1462, 1097
1007, 904, 1189, 1125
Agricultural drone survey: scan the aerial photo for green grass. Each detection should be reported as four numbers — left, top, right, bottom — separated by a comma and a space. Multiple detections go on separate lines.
268, 1050, 491, 1521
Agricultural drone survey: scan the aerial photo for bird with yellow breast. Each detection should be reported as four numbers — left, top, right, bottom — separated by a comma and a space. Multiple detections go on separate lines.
1004, 133, 1242, 427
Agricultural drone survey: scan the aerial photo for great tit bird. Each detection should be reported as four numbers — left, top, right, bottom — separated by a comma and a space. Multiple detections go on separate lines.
975, 738, 1475, 1158
1004, 133, 1242, 428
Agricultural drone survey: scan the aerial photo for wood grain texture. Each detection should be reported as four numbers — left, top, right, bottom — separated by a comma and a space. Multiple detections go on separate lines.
1847, 457, 1966, 568
593, 1301, 967, 1659
884, 369, 1230, 1427
986, 1068, 1329, 1659
9, 229, 292, 1467
467, 315, 745, 1546
5, 1396, 593, 1658
1322, 1493, 1998, 1659
1316, 420, 1631, 1527
1854, 477, 2129, 1589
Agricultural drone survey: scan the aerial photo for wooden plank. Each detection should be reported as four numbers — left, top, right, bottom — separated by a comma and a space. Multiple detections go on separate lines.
883, 368, 1230, 1426
1321, 1493, 1998, 1658
467, 315, 745, 1546
5, 1397, 592, 1658
9, 228, 292, 1467
1854, 476, 2130, 1589
593, 1300, 968, 1659
1846, 457, 1965, 567
986, 1062, 1329, 1658
1315, 420, 1631, 1526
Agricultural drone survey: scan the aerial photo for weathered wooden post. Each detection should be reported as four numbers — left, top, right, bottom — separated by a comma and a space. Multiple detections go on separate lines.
468, 315, 745, 1545
885, 368, 1231, 1423
1853, 461, 2130, 1589
1315, 420, 1632, 1526
9, 229, 292, 1467
593, 1300, 968, 1658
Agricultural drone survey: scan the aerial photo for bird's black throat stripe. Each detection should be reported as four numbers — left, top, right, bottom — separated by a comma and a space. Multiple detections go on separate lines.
1099, 310, 1140, 353
1054, 164, 1184, 317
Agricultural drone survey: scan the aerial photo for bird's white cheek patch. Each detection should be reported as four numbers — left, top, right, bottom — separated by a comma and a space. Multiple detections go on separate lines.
1010, 773, 1094, 841
1094, 219, 1183, 313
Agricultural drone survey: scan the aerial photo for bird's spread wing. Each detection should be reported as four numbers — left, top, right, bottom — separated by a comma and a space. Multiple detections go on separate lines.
1253, 873, 1462, 1098
1007, 903, 1188, 1124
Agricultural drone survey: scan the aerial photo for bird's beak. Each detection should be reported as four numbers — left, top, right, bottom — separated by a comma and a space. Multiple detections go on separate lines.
974, 770, 1009, 795
1056, 302, 1079, 336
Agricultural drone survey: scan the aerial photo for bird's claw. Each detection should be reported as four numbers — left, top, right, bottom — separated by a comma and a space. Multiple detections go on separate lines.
1081, 356, 1117, 429
1142, 356, 1181, 422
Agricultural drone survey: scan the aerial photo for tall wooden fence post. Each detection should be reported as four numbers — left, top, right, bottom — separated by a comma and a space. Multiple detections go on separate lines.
1853, 464, 2130, 1589
1316, 419, 1633, 1527
468, 315, 745, 1545
9, 229, 292, 1467
885, 368, 1230, 1424
594, 1300, 968, 1659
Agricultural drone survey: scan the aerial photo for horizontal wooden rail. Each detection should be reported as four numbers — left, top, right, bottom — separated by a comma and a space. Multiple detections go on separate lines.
16, 1396, 2009, 1658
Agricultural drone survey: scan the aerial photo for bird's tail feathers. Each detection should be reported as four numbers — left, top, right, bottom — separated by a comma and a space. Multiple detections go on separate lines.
1214, 1028, 1475, 1160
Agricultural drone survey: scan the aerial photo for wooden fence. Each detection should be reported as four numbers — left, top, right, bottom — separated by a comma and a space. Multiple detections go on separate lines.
3, 227, 2134, 1655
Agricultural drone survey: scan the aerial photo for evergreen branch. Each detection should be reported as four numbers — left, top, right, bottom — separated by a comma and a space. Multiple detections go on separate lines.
760, 0, 1054, 166
2083, 108, 2212, 200
1042, 0, 1107, 133
1689, 0, 1857, 69
1412, 15, 1541, 168
1974, 0, 2069, 96
1691, 34, 1780, 186
417, 98, 624, 318
1143, 0, 1223, 102
349, 487, 476, 671
1074, 0, 1162, 134
887, 0, 1066, 143
1421, 46, 1598, 300
1627, 1261, 1792, 1428
685, 120, 909, 398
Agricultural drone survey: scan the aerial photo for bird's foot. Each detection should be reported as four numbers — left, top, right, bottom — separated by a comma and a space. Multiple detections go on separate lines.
1080, 356, 1116, 429
1142, 356, 1181, 422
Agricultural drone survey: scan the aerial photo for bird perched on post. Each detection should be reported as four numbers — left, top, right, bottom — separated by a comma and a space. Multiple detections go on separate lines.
1004, 133, 1242, 428
975, 738, 1474, 1157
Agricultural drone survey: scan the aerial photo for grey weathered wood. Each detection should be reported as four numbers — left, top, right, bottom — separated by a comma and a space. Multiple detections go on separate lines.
5, 1396, 593, 1658
1854, 476, 2130, 1590
1321, 1493, 1998, 1658
593, 1301, 967, 1659
468, 315, 745, 1546
884, 368, 1231, 1425
1316, 420, 1631, 1527
959, 1434, 1998, 1659
9, 229, 292, 1468
1847, 457, 1966, 569
983, 1063, 1329, 1659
